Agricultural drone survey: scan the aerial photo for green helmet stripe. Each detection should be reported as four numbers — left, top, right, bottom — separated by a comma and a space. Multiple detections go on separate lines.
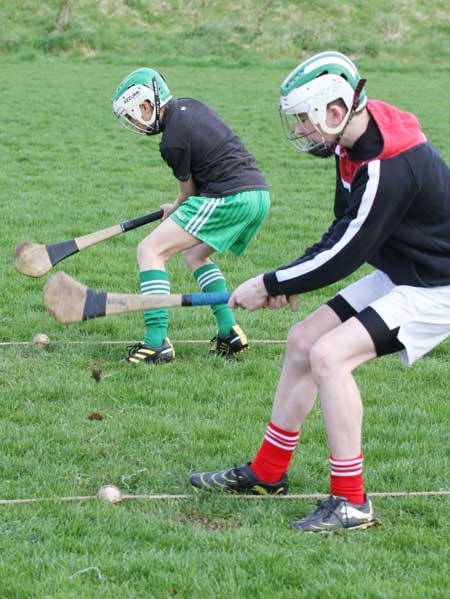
302, 52, 358, 78
112, 68, 171, 105
281, 51, 364, 107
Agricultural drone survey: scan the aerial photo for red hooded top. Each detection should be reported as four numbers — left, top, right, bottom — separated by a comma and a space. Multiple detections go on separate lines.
338, 99, 427, 187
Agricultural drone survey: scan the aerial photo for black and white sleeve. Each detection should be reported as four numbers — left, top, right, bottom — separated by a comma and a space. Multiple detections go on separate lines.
263, 156, 417, 296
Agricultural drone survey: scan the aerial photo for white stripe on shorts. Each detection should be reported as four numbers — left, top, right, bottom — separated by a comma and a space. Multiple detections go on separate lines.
185, 198, 225, 236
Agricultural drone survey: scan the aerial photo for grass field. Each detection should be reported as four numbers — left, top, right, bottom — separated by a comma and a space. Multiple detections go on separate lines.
1, 11, 450, 598
1, 0, 450, 66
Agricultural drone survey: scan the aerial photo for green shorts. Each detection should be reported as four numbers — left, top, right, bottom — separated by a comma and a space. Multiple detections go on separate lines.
171, 189, 270, 256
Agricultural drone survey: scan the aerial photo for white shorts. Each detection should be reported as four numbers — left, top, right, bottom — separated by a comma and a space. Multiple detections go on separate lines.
335, 270, 450, 366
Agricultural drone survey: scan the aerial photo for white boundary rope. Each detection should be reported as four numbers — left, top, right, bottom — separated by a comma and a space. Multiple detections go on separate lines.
0, 490, 449, 505
0, 339, 286, 346
2, 341, 447, 505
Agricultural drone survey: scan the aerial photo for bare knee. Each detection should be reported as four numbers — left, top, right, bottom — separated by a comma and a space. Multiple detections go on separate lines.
137, 236, 169, 265
285, 320, 321, 368
309, 336, 344, 385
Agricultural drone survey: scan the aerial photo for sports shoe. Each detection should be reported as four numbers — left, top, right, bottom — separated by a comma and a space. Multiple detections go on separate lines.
189, 462, 288, 495
122, 338, 175, 365
290, 494, 377, 532
209, 324, 249, 356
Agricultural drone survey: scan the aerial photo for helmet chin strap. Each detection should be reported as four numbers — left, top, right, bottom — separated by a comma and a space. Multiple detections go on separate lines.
309, 78, 367, 158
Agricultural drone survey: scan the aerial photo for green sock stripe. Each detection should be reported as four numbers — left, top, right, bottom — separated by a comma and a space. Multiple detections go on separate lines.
140, 280, 170, 294
196, 269, 224, 290
193, 263, 216, 278
193, 264, 226, 292
140, 270, 170, 347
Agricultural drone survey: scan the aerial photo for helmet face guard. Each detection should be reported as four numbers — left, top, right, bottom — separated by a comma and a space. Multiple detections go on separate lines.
280, 111, 337, 158
112, 82, 157, 135
111, 68, 172, 136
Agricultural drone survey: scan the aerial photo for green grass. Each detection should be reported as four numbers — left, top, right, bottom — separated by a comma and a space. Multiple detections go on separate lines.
1, 0, 450, 66
1, 54, 450, 597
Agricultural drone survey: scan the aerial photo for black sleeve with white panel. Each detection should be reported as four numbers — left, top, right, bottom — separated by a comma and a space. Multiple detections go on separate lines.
263, 155, 418, 296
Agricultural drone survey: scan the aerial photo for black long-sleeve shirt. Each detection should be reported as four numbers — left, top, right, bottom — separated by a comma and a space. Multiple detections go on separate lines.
264, 100, 450, 296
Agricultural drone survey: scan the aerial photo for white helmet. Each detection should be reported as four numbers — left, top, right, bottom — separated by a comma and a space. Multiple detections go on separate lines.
112, 68, 172, 135
280, 51, 367, 156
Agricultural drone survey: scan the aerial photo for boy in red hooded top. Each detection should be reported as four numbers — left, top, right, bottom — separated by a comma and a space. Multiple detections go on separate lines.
188, 51, 450, 532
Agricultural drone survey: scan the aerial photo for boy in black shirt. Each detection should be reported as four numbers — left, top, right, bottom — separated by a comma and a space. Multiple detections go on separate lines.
112, 68, 270, 364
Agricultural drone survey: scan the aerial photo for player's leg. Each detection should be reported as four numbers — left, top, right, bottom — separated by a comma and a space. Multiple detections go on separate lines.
174, 190, 269, 356
312, 317, 378, 452
183, 243, 247, 356
188, 271, 390, 493
291, 285, 418, 532
124, 219, 202, 365
247, 305, 342, 484
189, 304, 341, 493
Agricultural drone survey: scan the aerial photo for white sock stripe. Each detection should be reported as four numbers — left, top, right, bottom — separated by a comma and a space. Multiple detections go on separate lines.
140, 281, 170, 289
265, 430, 299, 450
266, 426, 300, 442
140, 282, 170, 289
141, 287, 170, 295
331, 468, 363, 475
140, 279, 170, 286
141, 289, 170, 295
265, 439, 298, 451
264, 436, 297, 451
141, 283, 170, 289
197, 269, 222, 283
330, 460, 363, 467
329, 457, 364, 467
330, 462, 363, 470
331, 468, 363, 476
197, 268, 220, 282
197, 271, 224, 288
198, 275, 225, 289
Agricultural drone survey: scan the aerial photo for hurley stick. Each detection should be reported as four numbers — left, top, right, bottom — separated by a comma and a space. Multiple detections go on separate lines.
14, 209, 163, 278
43, 272, 300, 324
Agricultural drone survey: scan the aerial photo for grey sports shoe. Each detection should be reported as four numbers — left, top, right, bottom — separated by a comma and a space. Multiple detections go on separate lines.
290, 494, 377, 532
189, 462, 288, 495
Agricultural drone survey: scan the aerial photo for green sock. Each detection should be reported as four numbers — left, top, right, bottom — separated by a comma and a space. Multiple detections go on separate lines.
140, 269, 170, 347
194, 263, 235, 337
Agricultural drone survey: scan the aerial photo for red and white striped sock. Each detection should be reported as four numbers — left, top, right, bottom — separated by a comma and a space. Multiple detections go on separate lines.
329, 453, 365, 505
250, 422, 299, 483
